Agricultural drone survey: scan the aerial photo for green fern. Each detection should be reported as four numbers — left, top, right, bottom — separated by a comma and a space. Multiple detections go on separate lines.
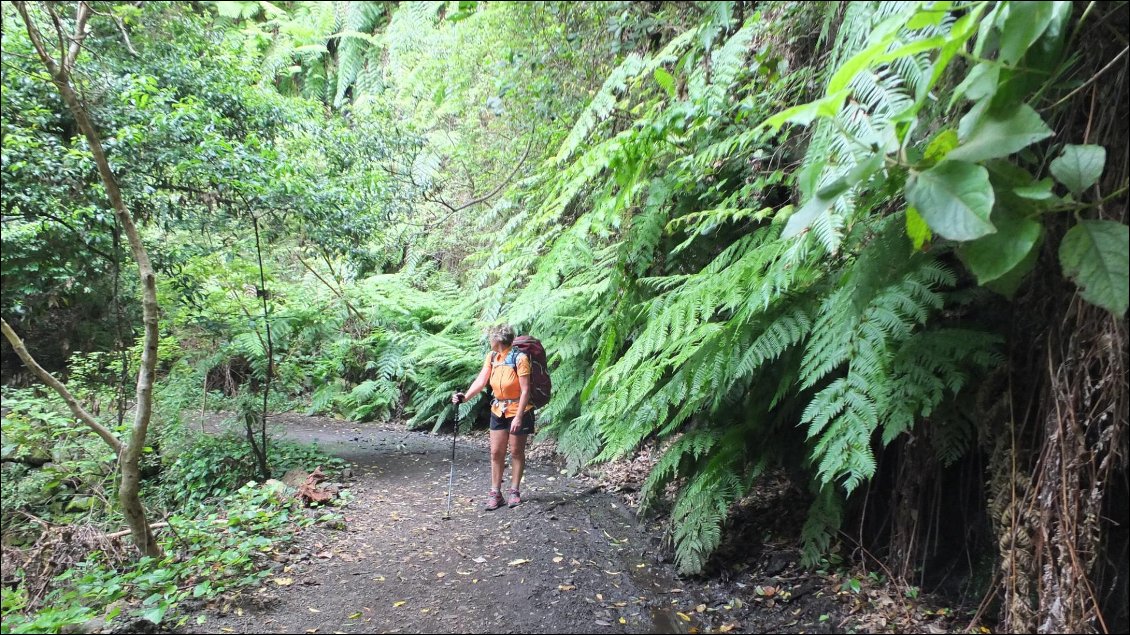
332, 2, 388, 107
394, 2, 1008, 575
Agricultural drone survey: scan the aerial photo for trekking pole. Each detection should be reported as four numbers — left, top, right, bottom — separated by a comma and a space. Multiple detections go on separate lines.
443, 398, 462, 520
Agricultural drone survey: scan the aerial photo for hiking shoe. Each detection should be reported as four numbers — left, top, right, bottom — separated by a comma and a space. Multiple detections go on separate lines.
507, 488, 521, 507
485, 490, 504, 511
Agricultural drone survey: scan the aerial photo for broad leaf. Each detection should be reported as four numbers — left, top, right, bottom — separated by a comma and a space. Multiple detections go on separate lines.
906, 3, 951, 29
782, 181, 848, 240
1049, 144, 1106, 194
905, 207, 931, 251
1059, 220, 1130, 316
783, 153, 882, 239
825, 15, 904, 95
985, 232, 1041, 297
948, 104, 1052, 163
654, 68, 676, 99
1013, 178, 1056, 200
761, 89, 849, 132
958, 208, 1042, 284
998, 1, 1058, 65
906, 161, 996, 241
950, 62, 998, 106
924, 130, 959, 164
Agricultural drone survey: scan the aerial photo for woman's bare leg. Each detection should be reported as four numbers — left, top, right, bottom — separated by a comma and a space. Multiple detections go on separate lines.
509, 433, 528, 491
490, 430, 509, 491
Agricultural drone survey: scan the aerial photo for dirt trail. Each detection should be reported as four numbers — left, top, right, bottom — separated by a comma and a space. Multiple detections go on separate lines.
185, 415, 695, 634
182, 415, 969, 635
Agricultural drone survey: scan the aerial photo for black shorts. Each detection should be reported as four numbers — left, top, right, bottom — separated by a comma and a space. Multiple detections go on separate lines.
489, 410, 535, 435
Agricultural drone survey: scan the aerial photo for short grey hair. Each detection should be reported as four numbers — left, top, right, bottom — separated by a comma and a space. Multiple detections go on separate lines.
487, 324, 515, 346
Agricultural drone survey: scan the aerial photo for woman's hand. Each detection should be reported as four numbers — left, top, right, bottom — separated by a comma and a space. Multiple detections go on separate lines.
510, 416, 523, 433
451, 392, 465, 404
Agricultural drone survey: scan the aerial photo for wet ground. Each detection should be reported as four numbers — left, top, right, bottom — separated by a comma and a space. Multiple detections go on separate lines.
181, 415, 970, 634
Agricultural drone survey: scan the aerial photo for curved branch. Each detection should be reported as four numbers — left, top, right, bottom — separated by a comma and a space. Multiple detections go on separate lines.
1, 318, 123, 454
422, 135, 535, 215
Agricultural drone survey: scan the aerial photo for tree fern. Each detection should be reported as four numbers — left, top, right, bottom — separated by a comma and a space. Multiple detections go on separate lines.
787, 1, 963, 253
333, 1, 388, 107
419, 2, 1009, 575
800, 244, 956, 492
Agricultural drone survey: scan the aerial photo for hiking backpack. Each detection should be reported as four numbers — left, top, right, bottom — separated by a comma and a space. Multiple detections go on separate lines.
504, 335, 552, 409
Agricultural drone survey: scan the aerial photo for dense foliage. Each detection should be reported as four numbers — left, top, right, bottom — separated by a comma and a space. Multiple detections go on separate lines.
2, 1, 1126, 633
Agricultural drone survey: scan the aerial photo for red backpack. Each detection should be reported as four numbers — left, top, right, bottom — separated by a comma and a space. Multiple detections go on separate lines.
505, 335, 552, 409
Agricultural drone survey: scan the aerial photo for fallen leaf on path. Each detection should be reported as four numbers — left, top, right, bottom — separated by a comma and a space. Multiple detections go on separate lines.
348, 612, 362, 619
558, 585, 576, 591
272, 577, 294, 586
595, 620, 611, 626
436, 572, 446, 578
552, 556, 564, 563
677, 612, 692, 621
473, 556, 487, 564
507, 559, 530, 566
619, 618, 626, 624
720, 624, 737, 633
393, 601, 406, 607
696, 604, 706, 613
308, 608, 321, 613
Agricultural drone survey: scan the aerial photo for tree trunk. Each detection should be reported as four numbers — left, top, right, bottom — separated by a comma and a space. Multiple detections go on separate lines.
15, 1, 161, 558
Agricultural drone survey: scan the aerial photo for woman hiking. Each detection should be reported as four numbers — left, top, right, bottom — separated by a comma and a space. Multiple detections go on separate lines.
451, 324, 534, 510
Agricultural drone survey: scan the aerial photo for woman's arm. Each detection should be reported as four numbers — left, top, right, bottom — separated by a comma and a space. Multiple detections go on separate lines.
511, 373, 531, 432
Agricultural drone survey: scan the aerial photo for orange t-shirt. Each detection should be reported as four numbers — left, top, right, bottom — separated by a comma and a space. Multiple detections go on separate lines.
487, 348, 532, 417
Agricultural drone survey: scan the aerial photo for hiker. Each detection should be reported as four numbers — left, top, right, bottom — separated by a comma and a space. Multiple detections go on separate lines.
451, 324, 533, 510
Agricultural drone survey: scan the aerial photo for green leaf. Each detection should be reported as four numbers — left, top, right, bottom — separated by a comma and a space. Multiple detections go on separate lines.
924, 130, 959, 164
948, 104, 1053, 163
782, 181, 847, 239
761, 89, 850, 132
906, 3, 951, 29
906, 161, 996, 241
783, 153, 882, 239
906, 207, 932, 251
985, 220, 1042, 298
214, 1, 249, 18
654, 68, 676, 99
1059, 220, 1130, 316
1013, 178, 1056, 200
998, 1, 1058, 65
950, 63, 999, 106
139, 605, 168, 625
826, 15, 904, 95
1049, 144, 1106, 194
958, 208, 1043, 284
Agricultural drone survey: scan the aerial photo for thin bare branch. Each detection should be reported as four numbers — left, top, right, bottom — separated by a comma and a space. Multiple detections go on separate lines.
65, 1, 92, 71
1, 318, 124, 454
